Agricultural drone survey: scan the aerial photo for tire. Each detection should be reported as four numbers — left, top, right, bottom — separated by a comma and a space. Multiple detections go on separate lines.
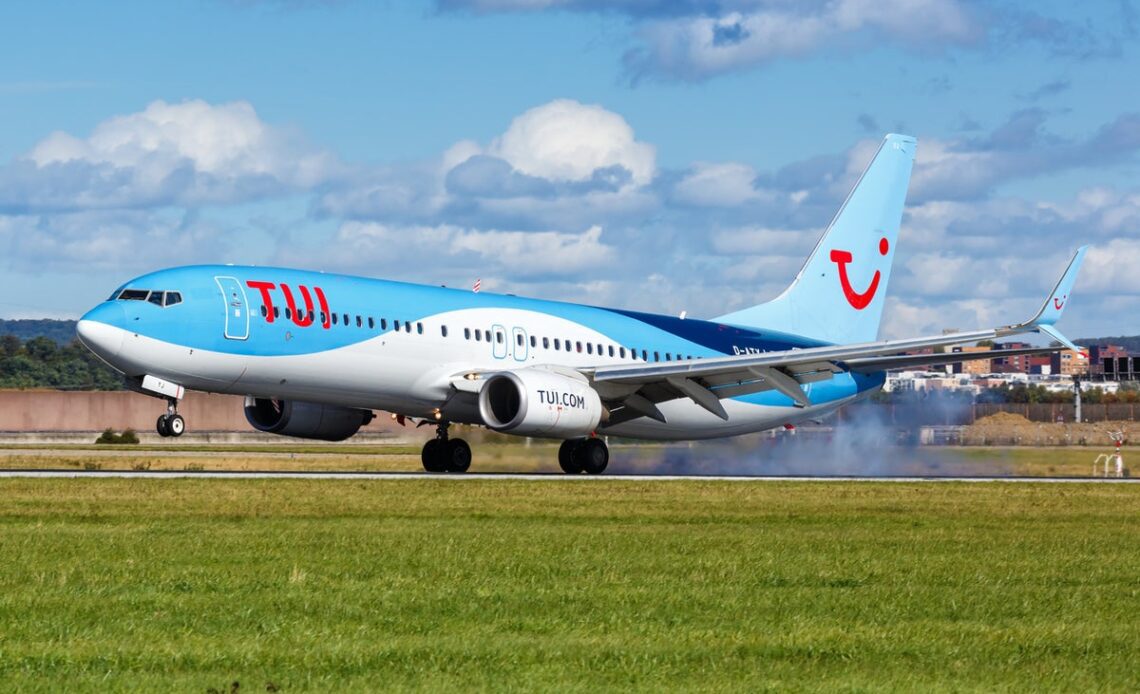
444, 439, 472, 473
168, 414, 185, 437
156, 415, 171, 437
577, 438, 609, 475
558, 439, 583, 474
421, 439, 445, 472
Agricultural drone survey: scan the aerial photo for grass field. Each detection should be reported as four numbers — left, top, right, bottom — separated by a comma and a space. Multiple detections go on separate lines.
1, 479, 1138, 691
0, 442, 1128, 476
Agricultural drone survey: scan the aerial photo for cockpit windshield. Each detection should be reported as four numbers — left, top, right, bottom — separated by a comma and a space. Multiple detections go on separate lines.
112, 289, 183, 307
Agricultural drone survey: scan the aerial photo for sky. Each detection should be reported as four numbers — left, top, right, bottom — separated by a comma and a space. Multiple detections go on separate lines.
0, 0, 1138, 340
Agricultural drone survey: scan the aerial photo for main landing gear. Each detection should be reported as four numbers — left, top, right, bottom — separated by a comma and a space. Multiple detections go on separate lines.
558, 437, 609, 475
421, 421, 472, 473
156, 399, 185, 438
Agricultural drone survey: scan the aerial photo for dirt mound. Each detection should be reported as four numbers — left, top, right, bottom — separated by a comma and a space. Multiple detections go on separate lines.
974, 412, 1033, 426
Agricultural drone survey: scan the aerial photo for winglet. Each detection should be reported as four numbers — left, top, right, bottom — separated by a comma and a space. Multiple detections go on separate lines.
1031, 245, 1088, 327
1020, 245, 1088, 354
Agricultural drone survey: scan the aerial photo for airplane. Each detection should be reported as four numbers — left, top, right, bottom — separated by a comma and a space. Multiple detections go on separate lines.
76, 133, 1088, 474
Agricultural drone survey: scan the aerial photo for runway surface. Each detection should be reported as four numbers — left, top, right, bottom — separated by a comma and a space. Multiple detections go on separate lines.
0, 469, 1136, 483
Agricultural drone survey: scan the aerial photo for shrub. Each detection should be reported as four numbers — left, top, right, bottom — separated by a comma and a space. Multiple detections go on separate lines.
95, 428, 141, 445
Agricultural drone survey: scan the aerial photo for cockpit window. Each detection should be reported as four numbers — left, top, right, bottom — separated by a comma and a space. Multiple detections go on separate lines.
116, 289, 183, 307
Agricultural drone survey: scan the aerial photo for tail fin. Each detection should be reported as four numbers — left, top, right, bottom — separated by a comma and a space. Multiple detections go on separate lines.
716, 133, 917, 344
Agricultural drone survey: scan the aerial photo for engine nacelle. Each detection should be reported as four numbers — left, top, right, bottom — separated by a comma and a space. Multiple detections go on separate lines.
244, 397, 373, 441
478, 369, 603, 439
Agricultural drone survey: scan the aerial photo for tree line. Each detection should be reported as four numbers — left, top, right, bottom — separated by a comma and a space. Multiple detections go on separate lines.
0, 335, 123, 390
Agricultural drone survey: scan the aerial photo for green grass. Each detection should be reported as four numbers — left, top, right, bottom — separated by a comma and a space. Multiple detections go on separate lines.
1, 480, 1139, 692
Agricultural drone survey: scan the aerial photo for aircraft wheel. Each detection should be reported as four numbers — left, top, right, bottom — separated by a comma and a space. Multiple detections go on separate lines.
168, 414, 185, 437
421, 439, 445, 472
577, 438, 609, 475
444, 439, 472, 473
156, 415, 171, 437
558, 439, 583, 474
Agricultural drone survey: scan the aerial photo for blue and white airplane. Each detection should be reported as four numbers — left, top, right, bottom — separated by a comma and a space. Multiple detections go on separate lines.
77, 134, 1087, 474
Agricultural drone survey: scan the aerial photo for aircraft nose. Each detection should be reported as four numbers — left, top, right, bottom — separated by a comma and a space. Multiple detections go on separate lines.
77, 303, 126, 362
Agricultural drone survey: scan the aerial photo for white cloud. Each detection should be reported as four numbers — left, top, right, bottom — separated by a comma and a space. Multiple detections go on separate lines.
0, 210, 226, 272
318, 222, 616, 279
486, 99, 656, 186
673, 162, 764, 206
6, 99, 341, 210
628, 0, 979, 81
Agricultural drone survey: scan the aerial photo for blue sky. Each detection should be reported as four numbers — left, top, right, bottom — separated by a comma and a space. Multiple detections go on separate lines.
1, 0, 1137, 340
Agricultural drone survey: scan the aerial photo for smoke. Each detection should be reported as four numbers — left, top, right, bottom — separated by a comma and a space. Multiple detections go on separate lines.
607, 400, 1014, 478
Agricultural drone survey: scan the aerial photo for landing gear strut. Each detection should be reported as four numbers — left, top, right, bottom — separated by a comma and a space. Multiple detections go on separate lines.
558, 437, 609, 475
156, 399, 185, 438
421, 421, 471, 473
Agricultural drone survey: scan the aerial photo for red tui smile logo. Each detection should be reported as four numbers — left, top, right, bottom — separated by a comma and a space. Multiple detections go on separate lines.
830, 237, 889, 310
1053, 295, 1066, 310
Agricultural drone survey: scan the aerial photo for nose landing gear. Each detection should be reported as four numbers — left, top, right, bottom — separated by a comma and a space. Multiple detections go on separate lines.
421, 421, 471, 473
156, 399, 185, 438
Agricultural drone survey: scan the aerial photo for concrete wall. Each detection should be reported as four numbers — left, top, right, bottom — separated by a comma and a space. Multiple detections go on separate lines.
0, 390, 250, 432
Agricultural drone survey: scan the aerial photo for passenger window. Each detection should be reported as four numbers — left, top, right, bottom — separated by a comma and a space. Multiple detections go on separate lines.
405, 322, 412, 333
119, 289, 149, 301
566, 340, 572, 352
665, 353, 672, 361
368, 317, 375, 329
260, 305, 268, 318
285, 307, 292, 320
332, 313, 338, 325
441, 326, 448, 338
464, 328, 471, 340
417, 322, 423, 334
517, 334, 524, 347
496, 332, 504, 344
164, 292, 182, 307
381, 318, 388, 330
343, 314, 349, 326
608, 346, 615, 357
586, 344, 593, 355
475, 331, 481, 342
394, 320, 400, 330
356, 315, 362, 328
543, 337, 550, 349
619, 347, 626, 359
654, 351, 660, 362
274, 307, 280, 319
576, 341, 582, 353
530, 336, 536, 348
553, 338, 560, 350
642, 350, 648, 361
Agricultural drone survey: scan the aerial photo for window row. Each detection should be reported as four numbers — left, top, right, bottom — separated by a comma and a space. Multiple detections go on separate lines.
253, 305, 699, 363
460, 326, 700, 363
258, 305, 425, 334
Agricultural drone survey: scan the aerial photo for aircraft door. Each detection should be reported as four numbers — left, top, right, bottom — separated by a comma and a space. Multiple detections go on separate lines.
492, 324, 508, 359
215, 276, 250, 340
511, 327, 528, 362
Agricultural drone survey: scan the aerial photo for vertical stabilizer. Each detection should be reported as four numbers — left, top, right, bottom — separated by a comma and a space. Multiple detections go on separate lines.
716, 134, 917, 344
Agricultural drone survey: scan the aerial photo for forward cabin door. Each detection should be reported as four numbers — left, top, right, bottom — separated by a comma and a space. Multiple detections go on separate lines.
215, 276, 250, 340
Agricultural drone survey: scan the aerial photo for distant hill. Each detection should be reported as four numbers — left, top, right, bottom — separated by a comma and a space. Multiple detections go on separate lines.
0, 319, 78, 345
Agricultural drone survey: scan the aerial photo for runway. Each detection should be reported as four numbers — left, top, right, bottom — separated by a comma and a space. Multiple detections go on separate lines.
0, 469, 1135, 483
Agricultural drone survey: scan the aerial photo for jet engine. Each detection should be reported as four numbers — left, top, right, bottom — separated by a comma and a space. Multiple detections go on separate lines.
244, 397, 374, 441
478, 368, 603, 438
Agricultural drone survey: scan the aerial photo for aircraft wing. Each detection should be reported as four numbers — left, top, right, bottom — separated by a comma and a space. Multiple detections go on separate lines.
585, 247, 1088, 425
